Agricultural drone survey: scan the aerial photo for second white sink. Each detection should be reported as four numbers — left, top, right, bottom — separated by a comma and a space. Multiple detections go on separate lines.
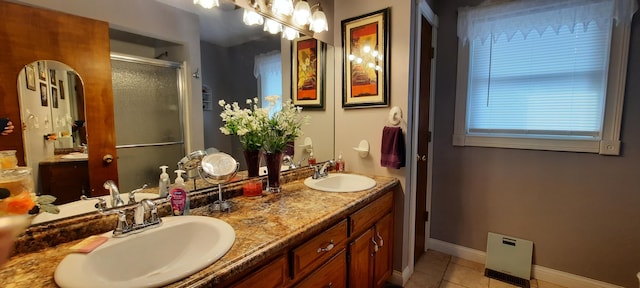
54, 215, 235, 288
304, 173, 376, 192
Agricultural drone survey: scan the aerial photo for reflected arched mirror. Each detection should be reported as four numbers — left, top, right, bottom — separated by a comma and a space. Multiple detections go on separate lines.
17, 60, 88, 204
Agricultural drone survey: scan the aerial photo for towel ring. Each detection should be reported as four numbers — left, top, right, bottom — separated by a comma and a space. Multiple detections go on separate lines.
388, 106, 402, 126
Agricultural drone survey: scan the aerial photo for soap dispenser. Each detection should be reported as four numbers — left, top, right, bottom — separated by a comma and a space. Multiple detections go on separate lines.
169, 170, 189, 216
336, 151, 345, 173
158, 165, 170, 198
308, 150, 316, 166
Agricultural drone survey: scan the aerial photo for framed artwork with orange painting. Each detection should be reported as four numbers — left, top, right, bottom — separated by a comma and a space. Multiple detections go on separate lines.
342, 8, 390, 108
292, 35, 325, 109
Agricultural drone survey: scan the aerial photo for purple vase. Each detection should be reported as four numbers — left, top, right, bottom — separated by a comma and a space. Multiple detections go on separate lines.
265, 151, 283, 193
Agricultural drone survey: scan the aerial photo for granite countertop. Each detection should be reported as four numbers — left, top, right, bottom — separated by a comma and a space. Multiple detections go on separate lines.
0, 173, 399, 288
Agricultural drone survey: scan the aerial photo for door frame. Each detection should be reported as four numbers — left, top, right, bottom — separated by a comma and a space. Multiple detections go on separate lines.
407, 0, 438, 277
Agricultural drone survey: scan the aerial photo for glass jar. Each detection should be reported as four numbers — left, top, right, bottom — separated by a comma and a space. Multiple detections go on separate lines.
0, 167, 35, 216
0, 150, 18, 169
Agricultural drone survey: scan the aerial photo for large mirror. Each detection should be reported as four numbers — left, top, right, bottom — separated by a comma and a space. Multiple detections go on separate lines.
16, 0, 334, 227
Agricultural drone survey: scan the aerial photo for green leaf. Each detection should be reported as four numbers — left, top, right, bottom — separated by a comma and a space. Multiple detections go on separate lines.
40, 203, 60, 214
38, 195, 57, 205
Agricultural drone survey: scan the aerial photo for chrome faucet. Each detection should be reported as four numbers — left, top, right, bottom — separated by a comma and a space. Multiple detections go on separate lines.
283, 155, 306, 169
103, 180, 124, 208
128, 184, 148, 205
313, 160, 335, 179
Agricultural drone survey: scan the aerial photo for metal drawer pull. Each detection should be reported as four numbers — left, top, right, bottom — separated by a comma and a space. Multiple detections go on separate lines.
372, 238, 379, 253
377, 232, 384, 247
317, 240, 335, 253
327, 282, 333, 288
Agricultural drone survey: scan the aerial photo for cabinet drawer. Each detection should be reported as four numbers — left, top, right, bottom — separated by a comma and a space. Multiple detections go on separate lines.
350, 192, 393, 237
295, 248, 347, 288
292, 219, 347, 278
230, 255, 287, 288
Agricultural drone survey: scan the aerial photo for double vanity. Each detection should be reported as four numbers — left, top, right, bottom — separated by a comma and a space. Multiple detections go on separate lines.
0, 168, 399, 287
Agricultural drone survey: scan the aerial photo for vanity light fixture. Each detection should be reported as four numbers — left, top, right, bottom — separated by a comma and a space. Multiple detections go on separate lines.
193, 0, 219, 9
309, 4, 328, 33
243, 9, 264, 25
272, 0, 294, 16
292, 0, 311, 26
282, 26, 299, 40
264, 18, 282, 34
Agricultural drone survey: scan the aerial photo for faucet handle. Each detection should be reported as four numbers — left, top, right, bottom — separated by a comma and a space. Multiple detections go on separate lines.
80, 195, 107, 212
128, 184, 148, 205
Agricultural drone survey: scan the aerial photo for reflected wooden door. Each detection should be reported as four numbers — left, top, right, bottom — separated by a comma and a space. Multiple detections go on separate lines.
415, 16, 433, 263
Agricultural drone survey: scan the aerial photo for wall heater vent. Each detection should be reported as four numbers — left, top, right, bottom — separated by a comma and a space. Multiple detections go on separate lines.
485, 232, 533, 288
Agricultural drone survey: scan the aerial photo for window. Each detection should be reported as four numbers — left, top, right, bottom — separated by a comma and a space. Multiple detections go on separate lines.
254, 51, 282, 118
453, 0, 637, 155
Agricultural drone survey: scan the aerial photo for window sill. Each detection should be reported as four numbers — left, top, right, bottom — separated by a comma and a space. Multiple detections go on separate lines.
452, 134, 620, 155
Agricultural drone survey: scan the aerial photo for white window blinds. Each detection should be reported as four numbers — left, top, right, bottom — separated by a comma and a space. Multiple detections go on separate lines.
254, 51, 283, 117
453, 0, 638, 154
467, 21, 610, 138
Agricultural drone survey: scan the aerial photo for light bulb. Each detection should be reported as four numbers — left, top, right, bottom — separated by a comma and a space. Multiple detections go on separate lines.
363, 45, 371, 53
356, 58, 363, 64
264, 19, 282, 34
243, 9, 264, 26
194, 0, 219, 9
310, 9, 328, 32
371, 50, 379, 57
282, 27, 299, 40
368, 62, 375, 68
293, 1, 311, 26
272, 0, 294, 16
348, 54, 356, 61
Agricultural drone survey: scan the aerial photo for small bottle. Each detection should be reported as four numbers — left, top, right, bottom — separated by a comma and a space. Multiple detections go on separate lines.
308, 150, 316, 166
336, 151, 345, 173
158, 165, 170, 198
169, 170, 189, 216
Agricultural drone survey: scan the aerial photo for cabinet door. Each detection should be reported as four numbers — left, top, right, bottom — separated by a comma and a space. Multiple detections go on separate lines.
374, 213, 394, 288
348, 227, 374, 288
296, 248, 347, 288
230, 255, 287, 288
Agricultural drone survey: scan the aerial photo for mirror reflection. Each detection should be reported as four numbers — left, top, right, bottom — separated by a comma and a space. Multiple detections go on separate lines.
20, 1, 334, 227
18, 60, 89, 205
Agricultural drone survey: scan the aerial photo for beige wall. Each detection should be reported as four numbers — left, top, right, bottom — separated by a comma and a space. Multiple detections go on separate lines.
333, 0, 414, 274
15, 0, 205, 154
431, 1, 640, 287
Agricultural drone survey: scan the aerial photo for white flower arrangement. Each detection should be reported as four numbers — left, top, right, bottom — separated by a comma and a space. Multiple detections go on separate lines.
218, 96, 309, 153
219, 97, 269, 151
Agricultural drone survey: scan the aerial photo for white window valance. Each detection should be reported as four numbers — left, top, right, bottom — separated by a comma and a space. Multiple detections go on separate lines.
253, 51, 282, 78
457, 0, 638, 44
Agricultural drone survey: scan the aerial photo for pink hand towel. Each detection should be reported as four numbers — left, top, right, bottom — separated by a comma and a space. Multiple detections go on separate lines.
380, 126, 405, 169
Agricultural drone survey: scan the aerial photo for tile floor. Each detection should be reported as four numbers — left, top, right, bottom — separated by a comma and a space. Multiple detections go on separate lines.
404, 250, 567, 288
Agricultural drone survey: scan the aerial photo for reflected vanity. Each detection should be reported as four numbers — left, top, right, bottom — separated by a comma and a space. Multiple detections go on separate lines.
10, 0, 334, 233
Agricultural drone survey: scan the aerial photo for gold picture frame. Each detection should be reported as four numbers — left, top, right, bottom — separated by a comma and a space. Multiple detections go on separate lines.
25, 64, 36, 91
342, 8, 390, 108
292, 36, 325, 110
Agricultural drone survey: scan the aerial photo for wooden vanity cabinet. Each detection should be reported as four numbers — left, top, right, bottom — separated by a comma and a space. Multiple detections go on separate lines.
227, 188, 395, 288
348, 192, 394, 288
230, 255, 288, 288
39, 161, 89, 205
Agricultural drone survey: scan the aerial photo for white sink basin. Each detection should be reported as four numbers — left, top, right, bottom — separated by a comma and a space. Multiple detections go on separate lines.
61, 153, 88, 160
54, 216, 235, 288
32, 192, 158, 224
304, 174, 376, 192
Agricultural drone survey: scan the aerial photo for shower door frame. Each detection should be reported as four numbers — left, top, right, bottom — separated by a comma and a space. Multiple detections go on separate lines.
110, 52, 187, 189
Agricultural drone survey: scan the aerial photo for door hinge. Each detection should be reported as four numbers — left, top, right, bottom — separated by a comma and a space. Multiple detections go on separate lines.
424, 211, 429, 222
427, 131, 432, 143
430, 47, 435, 59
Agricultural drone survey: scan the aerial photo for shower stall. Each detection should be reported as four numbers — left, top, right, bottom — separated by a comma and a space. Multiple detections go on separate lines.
110, 53, 185, 192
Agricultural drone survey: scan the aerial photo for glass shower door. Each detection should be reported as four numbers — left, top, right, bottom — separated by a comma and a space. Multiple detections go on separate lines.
111, 54, 185, 192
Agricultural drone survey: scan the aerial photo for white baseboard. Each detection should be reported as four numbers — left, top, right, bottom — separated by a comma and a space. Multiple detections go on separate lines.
428, 238, 623, 288
389, 266, 412, 286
